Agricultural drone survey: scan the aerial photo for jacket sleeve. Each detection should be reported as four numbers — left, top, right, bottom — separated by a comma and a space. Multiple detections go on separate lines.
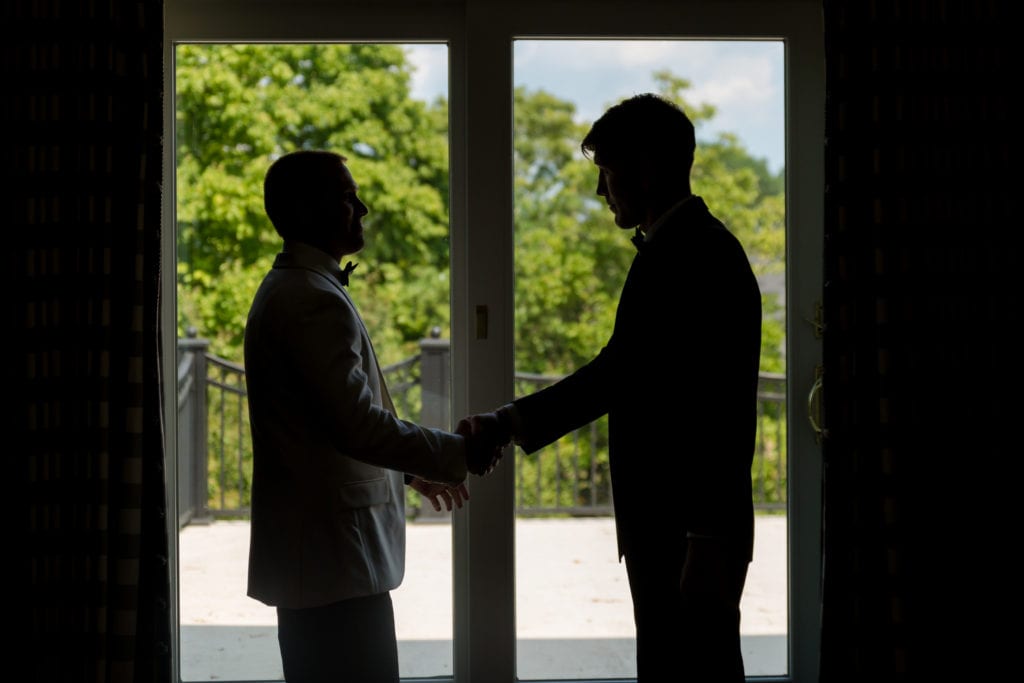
512, 341, 618, 454
285, 283, 468, 485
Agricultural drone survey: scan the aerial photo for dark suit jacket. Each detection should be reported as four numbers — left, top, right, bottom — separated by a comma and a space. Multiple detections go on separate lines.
513, 196, 762, 561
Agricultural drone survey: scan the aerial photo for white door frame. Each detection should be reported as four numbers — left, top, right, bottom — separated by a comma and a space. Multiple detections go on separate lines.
161, 2, 824, 681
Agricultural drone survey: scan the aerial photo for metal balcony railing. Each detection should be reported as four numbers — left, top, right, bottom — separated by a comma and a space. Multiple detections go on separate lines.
176, 329, 787, 526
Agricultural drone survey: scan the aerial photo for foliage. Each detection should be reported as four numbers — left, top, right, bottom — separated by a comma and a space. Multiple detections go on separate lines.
176, 44, 450, 365
512, 72, 786, 376
174, 44, 789, 518
191, 359, 786, 517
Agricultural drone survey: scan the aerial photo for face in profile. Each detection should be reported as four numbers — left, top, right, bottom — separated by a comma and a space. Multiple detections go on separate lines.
322, 163, 369, 259
594, 156, 647, 230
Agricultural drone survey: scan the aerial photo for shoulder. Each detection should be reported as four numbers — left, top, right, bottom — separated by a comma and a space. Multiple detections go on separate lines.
258, 268, 362, 333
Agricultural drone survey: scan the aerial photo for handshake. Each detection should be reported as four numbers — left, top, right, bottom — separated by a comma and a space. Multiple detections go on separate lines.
455, 408, 516, 476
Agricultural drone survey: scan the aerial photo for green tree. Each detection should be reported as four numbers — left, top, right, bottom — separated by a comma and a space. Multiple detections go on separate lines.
176, 44, 451, 365
511, 77, 788, 512
177, 46, 784, 375
513, 72, 786, 378
175, 48, 789, 515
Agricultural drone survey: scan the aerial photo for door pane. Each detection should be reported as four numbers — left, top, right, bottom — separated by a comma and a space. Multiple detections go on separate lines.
174, 42, 454, 681
512, 39, 788, 680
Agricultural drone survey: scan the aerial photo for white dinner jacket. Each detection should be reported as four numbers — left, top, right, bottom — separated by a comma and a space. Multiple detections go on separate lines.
243, 242, 466, 608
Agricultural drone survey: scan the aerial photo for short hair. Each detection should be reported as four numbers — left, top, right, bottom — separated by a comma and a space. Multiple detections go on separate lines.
581, 93, 695, 179
263, 150, 348, 240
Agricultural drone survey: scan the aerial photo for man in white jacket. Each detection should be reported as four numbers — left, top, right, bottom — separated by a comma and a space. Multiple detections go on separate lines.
244, 150, 497, 682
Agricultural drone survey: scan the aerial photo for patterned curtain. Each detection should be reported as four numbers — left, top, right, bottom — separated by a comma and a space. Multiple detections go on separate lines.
821, 1, 1012, 681
8, 2, 170, 682
7, 0, 1016, 681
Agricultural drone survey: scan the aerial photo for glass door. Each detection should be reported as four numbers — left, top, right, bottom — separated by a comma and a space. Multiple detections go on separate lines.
169, 38, 458, 682
511, 38, 788, 680
459, 2, 823, 678
163, 3, 824, 681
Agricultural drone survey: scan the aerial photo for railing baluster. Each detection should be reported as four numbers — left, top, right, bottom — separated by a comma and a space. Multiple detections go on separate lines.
571, 430, 580, 510
534, 446, 542, 511
236, 374, 245, 510
589, 422, 598, 508
554, 439, 561, 509
178, 336, 788, 524
756, 399, 766, 503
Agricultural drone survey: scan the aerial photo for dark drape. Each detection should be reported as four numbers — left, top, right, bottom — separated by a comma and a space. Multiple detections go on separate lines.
8, 0, 1017, 681
821, 1, 1013, 681
8, 1, 170, 682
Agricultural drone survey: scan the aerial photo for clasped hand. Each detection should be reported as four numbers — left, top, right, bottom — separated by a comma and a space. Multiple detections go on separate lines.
409, 477, 469, 512
456, 412, 511, 476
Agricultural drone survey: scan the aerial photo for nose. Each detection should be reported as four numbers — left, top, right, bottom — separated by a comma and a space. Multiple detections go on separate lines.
596, 171, 607, 197
356, 197, 369, 216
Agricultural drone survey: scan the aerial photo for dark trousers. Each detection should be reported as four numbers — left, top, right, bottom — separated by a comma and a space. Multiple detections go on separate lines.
624, 542, 748, 682
276, 592, 399, 683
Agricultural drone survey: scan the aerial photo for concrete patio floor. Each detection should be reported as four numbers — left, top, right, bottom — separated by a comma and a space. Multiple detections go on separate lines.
178, 515, 788, 680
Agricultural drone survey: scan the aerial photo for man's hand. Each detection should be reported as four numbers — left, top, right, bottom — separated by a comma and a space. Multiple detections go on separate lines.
409, 477, 469, 512
456, 411, 512, 476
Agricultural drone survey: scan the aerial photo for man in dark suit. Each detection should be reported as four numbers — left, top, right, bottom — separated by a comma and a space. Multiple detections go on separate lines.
244, 150, 498, 683
467, 93, 762, 682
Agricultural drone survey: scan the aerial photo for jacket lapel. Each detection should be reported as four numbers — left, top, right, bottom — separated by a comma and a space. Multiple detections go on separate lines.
273, 252, 398, 416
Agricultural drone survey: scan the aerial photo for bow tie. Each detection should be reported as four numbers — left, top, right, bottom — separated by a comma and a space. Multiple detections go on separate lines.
631, 228, 646, 253
337, 261, 358, 287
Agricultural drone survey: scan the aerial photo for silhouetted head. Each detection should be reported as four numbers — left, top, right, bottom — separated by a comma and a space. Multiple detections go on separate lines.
263, 150, 369, 261
581, 93, 695, 230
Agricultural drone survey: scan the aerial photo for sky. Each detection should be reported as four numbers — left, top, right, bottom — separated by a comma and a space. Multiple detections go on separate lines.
405, 40, 785, 174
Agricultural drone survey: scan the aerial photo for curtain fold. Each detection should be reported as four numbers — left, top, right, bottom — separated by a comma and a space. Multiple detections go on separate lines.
9, 0, 1016, 681
9, 1, 170, 682
821, 1, 1012, 680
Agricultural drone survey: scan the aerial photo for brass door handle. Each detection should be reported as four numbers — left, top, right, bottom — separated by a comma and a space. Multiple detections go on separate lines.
808, 367, 827, 444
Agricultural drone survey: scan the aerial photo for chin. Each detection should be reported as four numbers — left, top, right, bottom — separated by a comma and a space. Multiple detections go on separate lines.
347, 235, 365, 253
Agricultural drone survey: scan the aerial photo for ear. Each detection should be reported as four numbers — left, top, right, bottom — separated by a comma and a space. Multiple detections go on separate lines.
644, 165, 685, 199
638, 168, 663, 199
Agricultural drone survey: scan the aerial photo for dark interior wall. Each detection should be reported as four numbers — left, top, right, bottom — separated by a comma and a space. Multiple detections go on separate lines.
8, 0, 1015, 681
